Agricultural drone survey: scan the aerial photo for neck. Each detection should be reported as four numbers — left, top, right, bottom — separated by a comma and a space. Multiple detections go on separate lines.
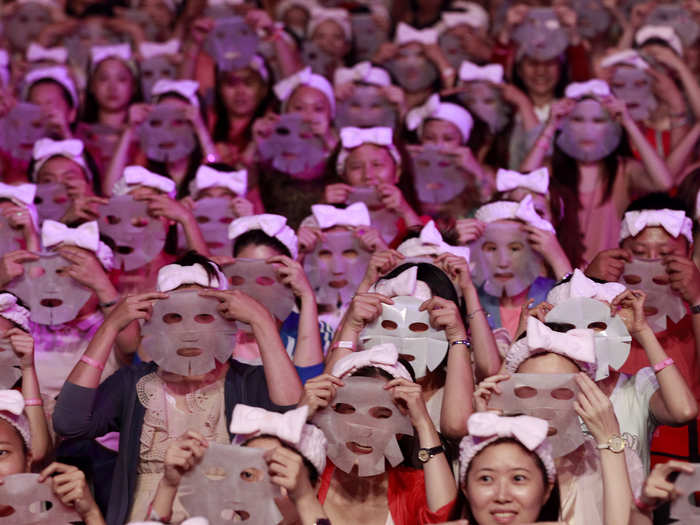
596, 369, 619, 396
167, 158, 190, 187
529, 92, 553, 108
331, 467, 388, 502
161, 360, 229, 394
500, 285, 530, 308
98, 108, 127, 128
227, 114, 253, 140
578, 162, 604, 192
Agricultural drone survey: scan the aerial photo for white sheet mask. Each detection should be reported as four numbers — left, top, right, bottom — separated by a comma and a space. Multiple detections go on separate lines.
487, 373, 585, 458
646, 5, 699, 47
670, 463, 700, 523
387, 43, 439, 92
303, 230, 371, 307
64, 22, 119, 71
512, 8, 569, 60
571, 0, 611, 39
140, 290, 237, 376
0, 339, 21, 388
98, 195, 166, 271
34, 183, 69, 223
545, 297, 632, 380
439, 31, 472, 70
140, 104, 197, 163
7, 252, 92, 326
335, 85, 397, 129
179, 443, 283, 525
556, 99, 622, 163
222, 258, 296, 331
312, 376, 414, 476
360, 296, 447, 380
123, 9, 159, 41
0, 473, 81, 524
205, 17, 259, 72
457, 81, 510, 134
0, 216, 22, 258
0, 103, 48, 161
301, 41, 336, 78
5, 3, 52, 51
258, 114, 327, 176
346, 188, 398, 244
411, 147, 469, 204
141, 56, 178, 104
351, 13, 388, 62
610, 67, 657, 122
619, 258, 686, 333
190, 197, 235, 256
469, 220, 542, 297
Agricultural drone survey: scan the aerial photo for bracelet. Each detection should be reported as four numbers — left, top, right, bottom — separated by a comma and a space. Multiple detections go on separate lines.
635, 497, 656, 513
466, 308, 489, 321
99, 299, 118, 309
80, 355, 105, 371
653, 357, 674, 373
205, 153, 218, 163
24, 398, 43, 407
691, 304, 700, 315
450, 339, 471, 348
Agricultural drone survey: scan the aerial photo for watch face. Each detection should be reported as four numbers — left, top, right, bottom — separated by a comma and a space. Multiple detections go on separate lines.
418, 449, 430, 463
609, 435, 625, 453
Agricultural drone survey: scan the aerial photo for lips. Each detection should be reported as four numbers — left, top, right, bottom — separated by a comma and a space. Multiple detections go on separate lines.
329, 279, 348, 289
493, 272, 514, 281
346, 441, 373, 455
490, 509, 518, 524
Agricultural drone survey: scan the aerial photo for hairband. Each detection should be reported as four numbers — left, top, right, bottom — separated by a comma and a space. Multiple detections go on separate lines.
600, 49, 649, 70
156, 262, 227, 292
307, 6, 351, 41
496, 167, 549, 194
395, 22, 439, 46
331, 343, 412, 380
0, 293, 30, 332
635, 25, 683, 55
192, 165, 247, 197
228, 214, 299, 259
336, 126, 400, 172
334, 62, 392, 87
311, 202, 371, 230
564, 79, 611, 100
31, 138, 88, 178
26, 43, 68, 64
475, 195, 555, 233
0, 390, 31, 450
620, 209, 693, 244
274, 67, 336, 117
458, 61, 503, 84
397, 220, 471, 261
139, 39, 180, 59
112, 166, 177, 198
151, 79, 200, 107
41, 220, 115, 271
22, 66, 79, 108
405, 94, 473, 144
546, 268, 627, 306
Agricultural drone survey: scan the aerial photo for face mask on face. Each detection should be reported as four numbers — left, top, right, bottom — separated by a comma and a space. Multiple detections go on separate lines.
258, 114, 326, 176
411, 147, 469, 204
512, 8, 569, 61
140, 56, 177, 104
312, 375, 414, 476
556, 99, 622, 162
98, 195, 166, 271
335, 85, 397, 129
303, 230, 371, 307
205, 17, 259, 72
182, 197, 234, 256
6, 3, 52, 51
1, 103, 48, 161
670, 467, 700, 523
7, 252, 92, 326
360, 296, 448, 380
571, 0, 612, 39
351, 14, 388, 62
439, 31, 472, 70
179, 443, 283, 525
545, 297, 631, 380
387, 45, 439, 92
140, 290, 237, 376
222, 258, 296, 331
34, 183, 70, 224
64, 22, 118, 71
0, 473, 81, 524
140, 104, 197, 163
619, 258, 686, 333
80, 123, 122, 166
470, 221, 543, 298
0, 216, 22, 259
301, 41, 336, 79
123, 8, 160, 41
488, 373, 585, 457
457, 81, 510, 134
610, 67, 657, 122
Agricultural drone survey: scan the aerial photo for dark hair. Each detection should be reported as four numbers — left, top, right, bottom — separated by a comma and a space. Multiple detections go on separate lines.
232, 229, 292, 258
28, 78, 76, 111
351, 365, 396, 381
173, 251, 221, 287
81, 58, 142, 124
27, 149, 103, 196
625, 192, 687, 214
677, 168, 700, 235
379, 262, 462, 312
513, 54, 569, 100
462, 437, 559, 523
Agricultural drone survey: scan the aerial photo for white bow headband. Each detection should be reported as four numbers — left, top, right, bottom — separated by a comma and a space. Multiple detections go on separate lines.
156, 262, 227, 292
228, 214, 299, 259
90, 43, 132, 69
475, 195, 555, 233
395, 22, 439, 46
397, 220, 471, 261
22, 66, 79, 108
307, 6, 351, 41
496, 167, 549, 194
311, 202, 371, 229
331, 343, 412, 380
565, 79, 611, 100
333, 62, 391, 87
337, 126, 401, 172
274, 67, 336, 117
600, 49, 649, 71
193, 165, 247, 197
0, 293, 30, 332
139, 39, 181, 59
112, 166, 177, 198
151, 79, 200, 107
635, 25, 683, 55
458, 61, 504, 84
26, 43, 68, 64
620, 209, 693, 244
405, 94, 473, 144
32, 138, 88, 179
41, 220, 115, 271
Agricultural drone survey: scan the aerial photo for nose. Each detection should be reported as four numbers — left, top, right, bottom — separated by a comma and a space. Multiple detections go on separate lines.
495, 479, 513, 503
496, 247, 510, 268
180, 331, 200, 343
330, 253, 346, 274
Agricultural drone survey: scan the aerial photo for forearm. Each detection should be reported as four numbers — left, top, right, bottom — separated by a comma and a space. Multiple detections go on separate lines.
325, 318, 359, 371
667, 123, 700, 182
194, 122, 218, 161
544, 245, 573, 280
179, 42, 201, 81
82, 507, 106, 525
66, 324, 119, 388
463, 284, 501, 380
601, 449, 633, 525
294, 295, 323, 368
104, 129, 135, 197
294, 492, 329, 525
180, 213, 210, 256
149, 479, 177, 523
440, 342, 474, 439
93, 285, 139, 362
21, 365, 52, 463
254, 317, 303, 405
398, 204, 422, 228
520, 124, 555, 172
272, 34, 303, 78
676, 67, 700, 119
415, 420, 457, 511
624, 119, 672, 190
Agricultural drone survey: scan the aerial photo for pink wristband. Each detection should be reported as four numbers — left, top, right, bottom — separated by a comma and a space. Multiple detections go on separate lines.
653, 357, 674, 373
24, 398, 42, 407
80, 355, 105, 371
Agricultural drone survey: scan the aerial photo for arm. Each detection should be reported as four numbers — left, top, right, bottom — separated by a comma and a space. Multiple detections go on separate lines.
522, 225, 573, 280
186, 104, 218, 162
355, 249, 405, 294
520, 99, 574, 172
246, 9, 303, 77
666, 123, 700, 183
103, 105, 150, 197
378, 183, 422, 229
142, 194, 210, 256
2, 204, 40, 252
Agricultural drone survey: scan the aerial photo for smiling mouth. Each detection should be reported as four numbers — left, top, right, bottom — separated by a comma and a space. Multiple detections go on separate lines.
329, 279, 348, 289
177, 347, 203, 357
490, 510, 518, 523
346, 441, 373, 454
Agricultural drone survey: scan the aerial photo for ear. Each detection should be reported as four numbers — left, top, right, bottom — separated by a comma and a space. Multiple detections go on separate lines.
542, 480, 555, 504
67, 107, 78, 125
393, 164, 402, 184
24, 450, 33, 472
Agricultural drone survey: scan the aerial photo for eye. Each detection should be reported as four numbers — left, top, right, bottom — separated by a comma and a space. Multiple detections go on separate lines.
381, 320, 398, 330
369, 406, 393, 419
342, 249, 358, 259
239, 467, 263, 482
162, 313, 182, 324
408, 322, 429, 332
333, 402, 355, 414
478, 474, 493, 482
194, 314, 215, 324
513, 473, 528, 482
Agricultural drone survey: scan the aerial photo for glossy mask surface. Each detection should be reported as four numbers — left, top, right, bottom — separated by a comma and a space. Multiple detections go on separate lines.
303, 230, 371, 307
1, 103, 48, 161
619, 258, 686, 333
98, 195, 166, 271
0, 216, 22, 258
470, 220, 542, 298
140, 104, 197, 163
488, 373, 584, 458
140, 290, 237, 376
512, 8, 569, 60
7, 252, 92, 326
205, 17, 259, 72
6, 3, 52, 51
546, 297, 631, 380
335, 85, 397, 129
610, 67, 657, 122
222, 258, 296, 331
258, 114, 326, 176
34, 183, 69, 223
351, 14, 388, 62
140, 56, 178, 103
556, 99, 621, 162
360, 296, 448, 380
411, 147, 469, 204
387, 43, 439, 92
0, 473, 81, 524
457, 81, 510, 134
179, 443, 283, 525
312, 376, 414, 476
571, 0, 611, 39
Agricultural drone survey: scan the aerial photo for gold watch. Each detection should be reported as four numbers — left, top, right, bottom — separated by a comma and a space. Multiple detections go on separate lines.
597, 434, 626, 453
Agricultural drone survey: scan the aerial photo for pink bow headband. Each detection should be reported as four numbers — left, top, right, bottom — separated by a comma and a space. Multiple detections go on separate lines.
395, 22, 439, 46
156, 262, 227, 292
151, 79, 200, 107
0, 390, 31, 449
228, 214, 298, 260
475, 195, 555, 233
311, 202, 371, 230
458, 61, 503, 84
405, 94, 473, 144
22, 66, 79, 108
331, 343, 412, 381
337, 126, 400, 172
565, 79, 611, 100
274, 67, 336, 116
459, 412, 555, 484
307, 7, 351, 41
193, 165, 247, 197
32, 138, 88, 178
496, 167, 549, 194
620, 209, 693, 244
397, 220, 471, 261
546, 269, 627, 306
504, 317, 597, 379
333, 62, 391, 87
113, 166, 177, 198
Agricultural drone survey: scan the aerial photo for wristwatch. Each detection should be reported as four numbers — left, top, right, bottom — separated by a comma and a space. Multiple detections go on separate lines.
597, 434, 626, 453
418, 445, 445, 463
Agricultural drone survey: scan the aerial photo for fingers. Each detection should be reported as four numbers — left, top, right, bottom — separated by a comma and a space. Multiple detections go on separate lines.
198, 289, 229, 300
38, 462, 76, 482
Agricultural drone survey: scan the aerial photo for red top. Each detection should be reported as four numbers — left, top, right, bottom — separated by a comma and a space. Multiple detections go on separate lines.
317, 461, 456, 525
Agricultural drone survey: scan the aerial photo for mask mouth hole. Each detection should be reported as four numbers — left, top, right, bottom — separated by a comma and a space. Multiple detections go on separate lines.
346, 441, 374, 455
0, 506, 14, 517
547, 426, 558, 436
117, 246, 134, 254
40, 298, 63, 308
652, 275, 670, 285
644, 306, 659, 317
177, 347, 203, 357
329, 279, 349, 289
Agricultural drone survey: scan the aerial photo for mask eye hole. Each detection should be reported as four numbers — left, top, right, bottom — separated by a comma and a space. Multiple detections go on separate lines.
651, 275, 669, 285
342, 249, 358, 259
369, 406, 393, 419
408, 322, 429, 332
622, 274, 641, 285
106, 215, 121, 225
381, 320, 398, 330
276, 126, 290, 136
318, 249, 332, 261
256, 276, 275, 286
229, 275, 244, 286
194, 314, 215, 324
29, 266, 46, 278
333, 402, 355, 414
150, 119, 163, 128
551, 388, 574, 400
514, 386, 538, 399
204, 466, 227, 481
558, 323, 577, 331
239, 467, 263, 482
219, 217, 233, 224
587, 321, 607, 332
196, 215, 210, 223
163, 313, 182, 324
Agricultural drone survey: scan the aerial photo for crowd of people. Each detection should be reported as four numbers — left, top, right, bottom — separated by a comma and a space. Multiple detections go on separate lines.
0, 0, 699, 523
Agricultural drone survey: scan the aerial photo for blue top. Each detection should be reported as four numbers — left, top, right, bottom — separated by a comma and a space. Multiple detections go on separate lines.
478, 277, 556, 330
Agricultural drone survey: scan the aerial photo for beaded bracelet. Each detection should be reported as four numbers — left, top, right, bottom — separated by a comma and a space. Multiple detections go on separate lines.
653, 357, 674, 373
80, 355, 105, 371
24, 398, 43, 407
